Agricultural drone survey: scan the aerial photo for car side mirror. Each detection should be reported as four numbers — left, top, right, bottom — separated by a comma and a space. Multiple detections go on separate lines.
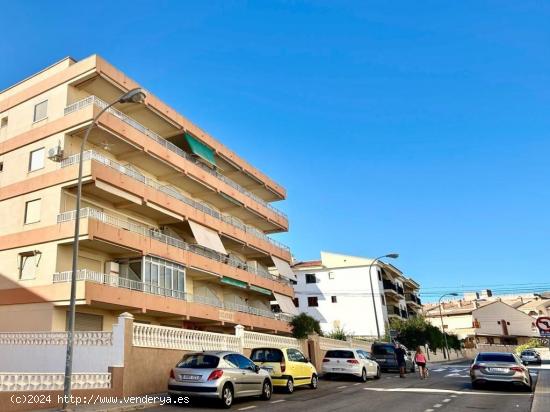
253, 364, 260, 373
305, 357, 310, 363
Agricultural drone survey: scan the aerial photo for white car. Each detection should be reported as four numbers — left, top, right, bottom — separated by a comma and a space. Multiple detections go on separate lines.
322, 348, 381, 381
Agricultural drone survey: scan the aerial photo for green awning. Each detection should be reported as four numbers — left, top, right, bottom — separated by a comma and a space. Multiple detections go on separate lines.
184, 132, 216, 166
249, 285, 272, 296
221, 277, 247, 289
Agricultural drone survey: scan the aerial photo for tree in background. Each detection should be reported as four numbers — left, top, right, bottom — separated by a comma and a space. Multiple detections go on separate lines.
290, 313, 323, 339
389, 316, 461, 352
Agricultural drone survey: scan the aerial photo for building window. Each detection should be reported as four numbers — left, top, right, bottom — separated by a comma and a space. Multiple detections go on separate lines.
0, 161, 3, 172
328, 271, 335, 279
307, 297, 318, 307
19, 251, 41, 280
33, 100, 48, 122
28, 147, 45, 172
141, 256, 185, 296
381, 294, 385, 305
378, 269, 382, 281
24, 199, 41, 224
0, 116, 7, 128
66, 312, 103, 331
331, 296, 337, 303
305, 273, 316, 284
293, 298, 299, 307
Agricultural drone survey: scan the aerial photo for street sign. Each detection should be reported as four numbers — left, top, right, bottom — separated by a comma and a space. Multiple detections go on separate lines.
535, 317, 550, 337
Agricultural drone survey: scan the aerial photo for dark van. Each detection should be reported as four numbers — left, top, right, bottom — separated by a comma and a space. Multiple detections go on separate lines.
371, 343, 415, 373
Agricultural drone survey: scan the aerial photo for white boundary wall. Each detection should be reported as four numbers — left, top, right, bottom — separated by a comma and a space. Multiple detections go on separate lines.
0, 313, 128, 373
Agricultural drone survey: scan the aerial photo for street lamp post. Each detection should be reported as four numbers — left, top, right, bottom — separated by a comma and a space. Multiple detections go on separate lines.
62, 88, 146, 410
438, 292, 459, 360
368, 253, 399, 340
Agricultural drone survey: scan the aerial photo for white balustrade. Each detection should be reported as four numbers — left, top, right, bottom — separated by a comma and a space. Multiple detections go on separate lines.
0, 331, 113, 346
243, 331, 303, 350
133, 324, 241, 352
0, 373, 111, 391
319, 336, 352, 350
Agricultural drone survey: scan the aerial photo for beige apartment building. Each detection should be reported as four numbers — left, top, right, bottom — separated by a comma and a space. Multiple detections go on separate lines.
0, 55, 297, 334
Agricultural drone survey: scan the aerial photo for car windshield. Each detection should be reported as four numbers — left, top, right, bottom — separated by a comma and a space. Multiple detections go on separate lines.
250, 348, 283, 362
372, 345, 395, 355
522, 351, 535, 356
476, 353, 516, 363
325, 350, 355, 359
177, 354, 220, 369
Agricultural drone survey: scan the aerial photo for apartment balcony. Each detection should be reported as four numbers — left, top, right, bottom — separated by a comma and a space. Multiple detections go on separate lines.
405, 293, 422, 307
383, 280, 400, 299
59, 151, 290, 261
63, 96, 288, 232
396, 285, 405, 296
56, 208, 293, 296
51, 270, 292, 333
387, 306, 402, 318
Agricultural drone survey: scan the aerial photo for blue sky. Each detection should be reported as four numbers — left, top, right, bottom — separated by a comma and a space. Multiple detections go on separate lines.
2, 1, 550, 300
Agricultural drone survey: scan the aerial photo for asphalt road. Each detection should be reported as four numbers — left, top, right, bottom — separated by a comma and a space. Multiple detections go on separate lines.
153, 362, 540, 412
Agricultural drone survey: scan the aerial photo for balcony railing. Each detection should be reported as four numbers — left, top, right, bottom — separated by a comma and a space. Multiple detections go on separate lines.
387, 306, 401, 316
57, 208, 288, 285
397, 285, 405, 296
60, 150, 290, 253
64, 96, 287, 221
405, 293, 422, 305
53, 270, 288, 321
383, 280, 397, 292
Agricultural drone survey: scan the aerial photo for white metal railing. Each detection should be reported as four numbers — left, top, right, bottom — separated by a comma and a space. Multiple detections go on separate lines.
53, 270, 282, 320
64, 96, 287, 220
57, 208, 289, 286
243, 330, 303, 350
0, 373, 111, 392
133, 324, 241, 351
61, 150, 290, 253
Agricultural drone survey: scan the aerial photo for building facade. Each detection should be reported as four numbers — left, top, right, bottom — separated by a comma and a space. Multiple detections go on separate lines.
0, 55, 297, 334
291, 251, 421, 338
423, 290, 548, 346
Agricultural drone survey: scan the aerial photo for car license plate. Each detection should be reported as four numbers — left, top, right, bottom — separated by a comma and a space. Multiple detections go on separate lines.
332, 368, 344, 371
487, 368, 508, 374
180, 374, 201, 381
378, 359, 386, 362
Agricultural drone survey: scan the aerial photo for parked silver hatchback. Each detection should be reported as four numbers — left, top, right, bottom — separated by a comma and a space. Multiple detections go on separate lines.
168, 351, 273, 408
470, 352, 532, 391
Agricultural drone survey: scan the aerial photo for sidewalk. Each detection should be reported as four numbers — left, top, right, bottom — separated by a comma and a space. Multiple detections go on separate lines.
532, 369, 550, 412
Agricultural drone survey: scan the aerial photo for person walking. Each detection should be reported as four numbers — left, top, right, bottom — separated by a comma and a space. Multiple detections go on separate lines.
414, 346, 428, 379
395, 344, 407, 378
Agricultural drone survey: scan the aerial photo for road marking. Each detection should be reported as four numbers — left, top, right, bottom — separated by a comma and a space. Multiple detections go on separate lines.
425, 409, 434, 412
270, 400, 285, 404
450, 395, 457, 398
433, 405, 442, 408
354, 382, 361, 386
363, 388, 531, 396
337, 385, 348, 389
443, 398, 451, 403
238, 407, 257, 411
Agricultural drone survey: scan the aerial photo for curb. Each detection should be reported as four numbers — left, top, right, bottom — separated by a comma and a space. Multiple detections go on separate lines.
532, 369, 550, 412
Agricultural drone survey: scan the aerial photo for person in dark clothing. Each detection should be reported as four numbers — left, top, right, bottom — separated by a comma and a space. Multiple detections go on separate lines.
395, 344, 407, 378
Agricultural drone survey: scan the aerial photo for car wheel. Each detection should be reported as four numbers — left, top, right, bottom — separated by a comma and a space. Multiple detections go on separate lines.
360, 368, 367, 382
472, 381, 481, 390
221, 383, 234, 409
260, 380, 272, 400
525, 377, 533, 393
286, 377, 294, 394
410, 363, 415, 373
375, 367, 381, 380
310, 374, 318, 389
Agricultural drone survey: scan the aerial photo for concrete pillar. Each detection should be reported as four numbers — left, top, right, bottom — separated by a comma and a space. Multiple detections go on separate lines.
234, 324, 245, 353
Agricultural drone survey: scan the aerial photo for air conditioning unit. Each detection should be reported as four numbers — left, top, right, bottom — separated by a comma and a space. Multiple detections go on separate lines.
47, 145, 64, 161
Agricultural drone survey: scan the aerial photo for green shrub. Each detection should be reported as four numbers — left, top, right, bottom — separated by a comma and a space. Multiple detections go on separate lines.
516, 338, 545, 354
326, 326, 348, 341
289, 313, 323, 339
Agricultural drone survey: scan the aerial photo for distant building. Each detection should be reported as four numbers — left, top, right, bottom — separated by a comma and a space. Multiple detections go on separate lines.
423, 290, 549, 346
291, 251, 421, 338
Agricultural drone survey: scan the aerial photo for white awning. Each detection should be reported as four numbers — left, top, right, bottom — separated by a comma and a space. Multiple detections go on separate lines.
272, 256, 297, 281
273, 292, 299, 315
188, 220, 227, 254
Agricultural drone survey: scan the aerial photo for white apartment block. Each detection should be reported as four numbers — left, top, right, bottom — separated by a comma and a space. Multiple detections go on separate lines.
291, 251, 421, 338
